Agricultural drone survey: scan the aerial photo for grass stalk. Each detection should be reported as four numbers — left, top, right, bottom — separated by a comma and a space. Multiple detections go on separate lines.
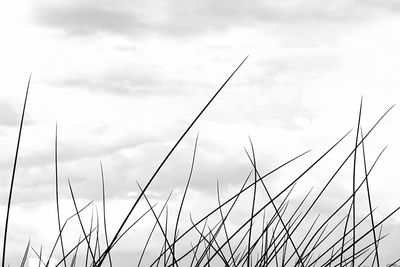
2, 74, 31, 267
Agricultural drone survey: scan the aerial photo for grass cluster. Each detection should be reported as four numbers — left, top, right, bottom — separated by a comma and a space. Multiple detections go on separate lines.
2, 57, 400, 267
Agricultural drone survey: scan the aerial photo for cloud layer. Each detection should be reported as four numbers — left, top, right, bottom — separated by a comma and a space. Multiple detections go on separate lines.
31, 0, 399, 38
1, 0, 400, 266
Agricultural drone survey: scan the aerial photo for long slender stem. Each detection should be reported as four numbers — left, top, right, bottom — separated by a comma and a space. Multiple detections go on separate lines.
352, 97, 363, 267
100, 162, 113, 267
54, 124, 67, 267
96, 56, 248, 266
2, 74, 31, 267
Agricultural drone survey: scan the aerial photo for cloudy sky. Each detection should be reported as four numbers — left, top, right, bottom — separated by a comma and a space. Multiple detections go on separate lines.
1, 0, 400, 266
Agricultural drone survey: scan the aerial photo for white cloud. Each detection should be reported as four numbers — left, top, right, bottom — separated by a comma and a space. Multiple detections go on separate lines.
1, 0, 400, 265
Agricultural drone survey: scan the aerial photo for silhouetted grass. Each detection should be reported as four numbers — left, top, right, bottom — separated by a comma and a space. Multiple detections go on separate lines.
2, 74, 31, 267
2, 58, 399, 267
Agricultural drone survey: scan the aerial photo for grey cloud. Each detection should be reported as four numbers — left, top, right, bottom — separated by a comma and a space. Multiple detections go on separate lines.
54, 74, 186, 96
0, 127, 157, 183
87, 138, 285, 200
0, 100, 30, 128
0, 135, 157, 204
363, 0, 400, 12
378, 221, 400, 263
27, 134, 155, 169
0, 183, 54, 205
49, 67, 202, 96
30, 0, 385, 39
32, 2, 140, 36
0, 102, 19, 127
50, 137, 253, 201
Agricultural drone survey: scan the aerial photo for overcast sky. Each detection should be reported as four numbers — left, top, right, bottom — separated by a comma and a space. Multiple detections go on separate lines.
1, 0, 400, 266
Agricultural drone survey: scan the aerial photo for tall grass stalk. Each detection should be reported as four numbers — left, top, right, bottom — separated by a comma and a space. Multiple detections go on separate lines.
2, 74, 31, 267
2, 60, 399, 267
